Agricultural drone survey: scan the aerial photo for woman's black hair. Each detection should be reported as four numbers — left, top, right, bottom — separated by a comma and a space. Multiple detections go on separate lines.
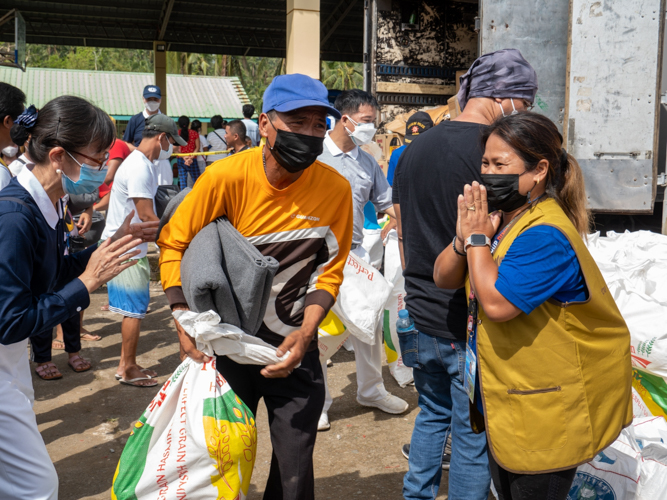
191, 119, 202, 132
178, 115, 190, 142
16, 96, 115, 165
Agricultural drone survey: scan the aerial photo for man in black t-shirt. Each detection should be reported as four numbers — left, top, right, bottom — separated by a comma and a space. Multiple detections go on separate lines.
394, 49, 537, 500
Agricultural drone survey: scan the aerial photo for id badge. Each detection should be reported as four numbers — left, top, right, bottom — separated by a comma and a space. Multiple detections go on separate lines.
464, 295, 478, 404
464, 343, 477, 404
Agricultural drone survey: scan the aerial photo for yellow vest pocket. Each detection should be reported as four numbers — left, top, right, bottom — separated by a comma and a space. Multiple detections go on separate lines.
508, 386, 568, 452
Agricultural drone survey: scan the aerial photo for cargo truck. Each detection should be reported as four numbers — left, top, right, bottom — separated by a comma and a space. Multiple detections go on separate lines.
364, 0, 667, 233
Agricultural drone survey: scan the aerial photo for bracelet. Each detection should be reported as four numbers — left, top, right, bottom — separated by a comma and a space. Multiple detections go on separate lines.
452, 236, 466, 257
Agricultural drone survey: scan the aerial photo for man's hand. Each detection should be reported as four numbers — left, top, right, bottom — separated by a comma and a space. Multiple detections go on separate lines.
172, 304, 211, 364
260, 329, 314, 378
110, 210, 159, 243
381, 217, 397, 242
76, 208, 93, 235
261, 303, 326, 378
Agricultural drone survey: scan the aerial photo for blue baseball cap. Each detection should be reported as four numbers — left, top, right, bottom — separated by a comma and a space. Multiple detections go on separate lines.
143, 85, 162, 99
262, 74, 341, 119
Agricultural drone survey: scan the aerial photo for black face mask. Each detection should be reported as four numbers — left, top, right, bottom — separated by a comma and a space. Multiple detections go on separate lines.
481, 173, 529, 213
267, 118, 324, 173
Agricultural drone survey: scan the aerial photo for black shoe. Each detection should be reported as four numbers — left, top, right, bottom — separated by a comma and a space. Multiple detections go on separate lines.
402, 443, 451, 470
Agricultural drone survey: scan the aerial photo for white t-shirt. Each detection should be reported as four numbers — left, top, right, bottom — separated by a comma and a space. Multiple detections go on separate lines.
155, 159, 174, 186
242, 118, 260, 147
101, 150, 158, 259
197, 134, 209, 169
206, 129, 228, 163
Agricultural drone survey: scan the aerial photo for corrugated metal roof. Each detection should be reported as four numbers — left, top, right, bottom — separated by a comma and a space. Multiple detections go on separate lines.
0, 67, 251, 119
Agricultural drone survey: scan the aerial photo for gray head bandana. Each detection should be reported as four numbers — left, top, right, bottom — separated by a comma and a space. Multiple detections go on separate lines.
456, 48, 538, 111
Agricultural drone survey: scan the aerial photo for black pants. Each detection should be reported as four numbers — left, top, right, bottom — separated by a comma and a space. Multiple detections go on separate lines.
488, 448, 577, 500
216, 349, 325, 500
31, 313, 81, 363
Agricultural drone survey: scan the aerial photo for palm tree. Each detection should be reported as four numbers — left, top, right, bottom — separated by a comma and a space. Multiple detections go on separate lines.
321, 61, 363, 90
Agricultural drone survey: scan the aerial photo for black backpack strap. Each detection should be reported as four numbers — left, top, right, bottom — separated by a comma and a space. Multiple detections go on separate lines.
212, 131, 227, 147
0, 196, 38, 224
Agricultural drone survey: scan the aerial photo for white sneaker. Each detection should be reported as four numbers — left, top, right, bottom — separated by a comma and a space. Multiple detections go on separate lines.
317, 412, 331, 431
357, 393, 409, 414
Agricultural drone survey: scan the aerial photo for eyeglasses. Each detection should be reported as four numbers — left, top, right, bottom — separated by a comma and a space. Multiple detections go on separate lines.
523, 100, 535, 111
66, 150, 109, 171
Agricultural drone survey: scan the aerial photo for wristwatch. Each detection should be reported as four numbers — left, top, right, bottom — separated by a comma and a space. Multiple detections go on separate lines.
464, 234, 491, 251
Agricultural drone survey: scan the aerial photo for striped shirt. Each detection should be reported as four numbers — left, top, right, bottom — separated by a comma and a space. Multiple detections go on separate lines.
158, 147, 353, 347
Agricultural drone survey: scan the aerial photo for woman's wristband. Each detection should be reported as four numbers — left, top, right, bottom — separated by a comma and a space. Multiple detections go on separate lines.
452, 236, 466, 257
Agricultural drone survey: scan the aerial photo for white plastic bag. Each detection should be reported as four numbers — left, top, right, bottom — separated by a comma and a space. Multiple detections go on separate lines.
361, 227, 384, 270
588, 231, 667, 379
111, 357, 256, 500
317, 310, 351, 362
331, 251, 393, 345
634, 416, 667, 499
174, 310, 290, 366
567, 426, 641, 500
382, 231, 413, 387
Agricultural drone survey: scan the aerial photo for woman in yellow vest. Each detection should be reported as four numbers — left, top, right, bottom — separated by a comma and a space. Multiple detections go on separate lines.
433, 112, 632, 499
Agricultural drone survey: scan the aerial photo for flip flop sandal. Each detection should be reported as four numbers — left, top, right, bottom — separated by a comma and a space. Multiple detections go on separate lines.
114, 369, 156, 381
80, 333, 102, 341
119, 376, 158, 387
67, 355, 92, 373
35, 362, 63, 380
52, 339, 66, 350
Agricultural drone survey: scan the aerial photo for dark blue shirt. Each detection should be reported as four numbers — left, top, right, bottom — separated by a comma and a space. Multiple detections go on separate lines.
0, 179, 93, 345
123, 112, 148, 146
495, 225, 587, 314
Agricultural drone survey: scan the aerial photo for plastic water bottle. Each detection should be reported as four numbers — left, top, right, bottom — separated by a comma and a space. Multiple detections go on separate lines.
396, 309, 415, 334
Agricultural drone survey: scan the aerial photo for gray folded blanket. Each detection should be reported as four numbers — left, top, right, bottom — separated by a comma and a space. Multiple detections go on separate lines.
158, 188, 279, 335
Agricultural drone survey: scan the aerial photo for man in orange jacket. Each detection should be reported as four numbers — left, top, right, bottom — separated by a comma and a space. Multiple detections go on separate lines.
158, 73, 353, 500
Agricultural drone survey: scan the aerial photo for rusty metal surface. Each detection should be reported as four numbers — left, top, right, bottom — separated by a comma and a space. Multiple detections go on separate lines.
374, 1, 477, 128
579, 159, 654, 212
480, 0, 569, 130
566, 0, 665, 212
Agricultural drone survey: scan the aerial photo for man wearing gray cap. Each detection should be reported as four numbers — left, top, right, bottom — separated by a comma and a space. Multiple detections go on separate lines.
393, 48, 537, 500
102, 114, 186, 388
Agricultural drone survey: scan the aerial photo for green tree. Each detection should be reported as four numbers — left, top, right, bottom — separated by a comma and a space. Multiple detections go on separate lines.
321, 60, 363, 90
2, 43, 363, 113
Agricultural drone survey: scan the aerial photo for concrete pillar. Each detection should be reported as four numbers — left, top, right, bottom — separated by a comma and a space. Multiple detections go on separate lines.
286, 0, 320, 78
153, 41, 168, 114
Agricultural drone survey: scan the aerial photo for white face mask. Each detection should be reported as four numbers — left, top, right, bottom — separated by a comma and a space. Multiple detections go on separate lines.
158, 137, 173, 160
344, 115, 377, 145
498, 98, 519, 118
145, 100, 160, 113
2, 146, 18, 157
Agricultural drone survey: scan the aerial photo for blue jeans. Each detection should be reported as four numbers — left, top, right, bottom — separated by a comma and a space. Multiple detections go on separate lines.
399, 330, 491, 500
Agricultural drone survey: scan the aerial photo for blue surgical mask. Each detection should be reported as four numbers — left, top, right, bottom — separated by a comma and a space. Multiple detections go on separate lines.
60, 151, 107, 195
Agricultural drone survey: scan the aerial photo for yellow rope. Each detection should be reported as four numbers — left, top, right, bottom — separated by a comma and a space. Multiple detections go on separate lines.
171, 150, 231, 157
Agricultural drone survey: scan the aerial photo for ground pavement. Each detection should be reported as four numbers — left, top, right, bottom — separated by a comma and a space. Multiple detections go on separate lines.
34, 285, 458, 499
